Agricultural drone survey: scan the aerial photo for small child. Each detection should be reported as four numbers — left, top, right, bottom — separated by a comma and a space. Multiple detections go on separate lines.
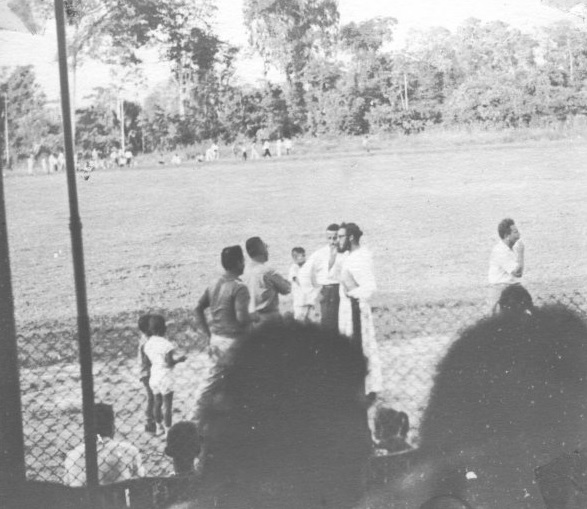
138, 314, 156, 434
143, 314, 187, 435
288, 247, 317, 321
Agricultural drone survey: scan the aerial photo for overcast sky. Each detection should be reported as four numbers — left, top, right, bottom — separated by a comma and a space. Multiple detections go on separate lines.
0, 0, 576, 103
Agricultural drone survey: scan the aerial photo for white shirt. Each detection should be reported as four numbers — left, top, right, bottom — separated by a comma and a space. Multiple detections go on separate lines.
64, 437, 144, 487
340, 247, 377, 302
288, 263, 318, 307
143, 335, 175, 382
488, 240, 521, 285
307, 245, 343, 286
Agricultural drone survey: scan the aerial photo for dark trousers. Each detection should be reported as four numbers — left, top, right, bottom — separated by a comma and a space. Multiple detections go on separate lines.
350, 297, 363, 356
320, 285, 340, 332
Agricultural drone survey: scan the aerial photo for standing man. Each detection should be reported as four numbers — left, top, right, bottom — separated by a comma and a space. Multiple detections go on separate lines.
195, 246, 251, 364
488, 218, 525, 314
337, 222, 382, 400
243, 236, 291, 324
306, 223, 342, 331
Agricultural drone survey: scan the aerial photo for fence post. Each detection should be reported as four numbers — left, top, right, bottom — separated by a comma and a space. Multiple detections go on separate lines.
53, 0, 98, 498
0, 130, 26, 505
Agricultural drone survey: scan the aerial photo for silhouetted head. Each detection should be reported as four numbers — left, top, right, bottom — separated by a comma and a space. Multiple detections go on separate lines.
138, 314, 150, 335
165, 421, 201, 475
245, 236, 268, 262
413, 304, 587, 507
497, 284, 533, 316
221, 245, 245, 276
193, 319, 372, 509
147, 314, 166, 337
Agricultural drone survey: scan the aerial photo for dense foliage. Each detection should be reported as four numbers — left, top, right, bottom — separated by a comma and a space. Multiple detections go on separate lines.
3, 0, 587, 160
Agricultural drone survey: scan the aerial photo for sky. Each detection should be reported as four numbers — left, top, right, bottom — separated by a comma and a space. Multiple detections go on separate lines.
0, 0, 578, 104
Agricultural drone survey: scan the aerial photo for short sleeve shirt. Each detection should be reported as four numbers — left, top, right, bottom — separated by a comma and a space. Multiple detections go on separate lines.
64, 438, 145, 487
144, 336, 175, 381
199, 274, 250, 338
488, 241, 520, 285
243, 261, 291, 314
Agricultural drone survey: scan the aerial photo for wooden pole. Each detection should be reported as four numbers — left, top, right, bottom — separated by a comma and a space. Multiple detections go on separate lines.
54, 0, 98, 493
0, 112, 26, 506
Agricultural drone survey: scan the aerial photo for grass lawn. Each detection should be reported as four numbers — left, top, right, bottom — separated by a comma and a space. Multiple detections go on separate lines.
5, 138, 587, 325
7, 138, 587, 482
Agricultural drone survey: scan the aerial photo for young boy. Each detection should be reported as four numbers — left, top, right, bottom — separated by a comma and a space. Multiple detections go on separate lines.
288, 247, 317, 321
138, 314, 156, 434
143, 315, 187, 436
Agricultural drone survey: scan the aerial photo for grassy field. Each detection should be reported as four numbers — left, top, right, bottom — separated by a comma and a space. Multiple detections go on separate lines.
7, 138, 587, 482
5, 138, 587, 325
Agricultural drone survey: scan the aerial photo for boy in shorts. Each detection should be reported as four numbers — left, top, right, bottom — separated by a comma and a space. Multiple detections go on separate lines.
143, 315, 187, 435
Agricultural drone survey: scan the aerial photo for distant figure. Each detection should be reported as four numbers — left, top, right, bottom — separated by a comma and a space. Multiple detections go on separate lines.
27, 154, 34, 174
243, 237, 291, 325
143, 314, 187, 435
211, 142, 219, 160
48, 153, 57, 173
40, 157, 47, 174
57, 150, 65, 171
110, 149, 118, 168
288, 247, 317, 322
306, 223, 343, 332
251, 142, 260, 160
171, 153, 182, 165
137, 314, 156, 434
240, 143, 248, 161
124, 149, 133, 167
63, 403, 144, 486
276, 138, 282, 157
362, 135, 370, 153
284, 138, 293, 155
488, 218, 524, 314
205, 145, 215, 162
195, 245, 251, 365
262, 140, 271, 158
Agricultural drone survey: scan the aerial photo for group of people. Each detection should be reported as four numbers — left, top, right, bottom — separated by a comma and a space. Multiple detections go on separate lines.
194, 222, 383, 400
60, 216, 535, 506
232, 138, 294, 161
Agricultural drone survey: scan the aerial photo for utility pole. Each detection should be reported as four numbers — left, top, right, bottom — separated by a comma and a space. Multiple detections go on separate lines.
3, 94, 8, 168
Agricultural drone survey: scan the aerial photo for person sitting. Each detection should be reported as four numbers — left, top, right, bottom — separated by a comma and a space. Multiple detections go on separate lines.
63, 403, 145, 487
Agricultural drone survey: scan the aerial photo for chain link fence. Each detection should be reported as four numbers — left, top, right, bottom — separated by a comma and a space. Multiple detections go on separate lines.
17, 291, 587, 485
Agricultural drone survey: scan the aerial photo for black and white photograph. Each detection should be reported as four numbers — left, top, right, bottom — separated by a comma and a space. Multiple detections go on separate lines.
1, 0, 587, 507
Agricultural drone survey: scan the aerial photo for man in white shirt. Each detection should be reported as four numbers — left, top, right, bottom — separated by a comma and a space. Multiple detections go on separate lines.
488, 218, 525, 314
306, 223, 342, 331
64, 403, 144, 486
337, 223, 382, 399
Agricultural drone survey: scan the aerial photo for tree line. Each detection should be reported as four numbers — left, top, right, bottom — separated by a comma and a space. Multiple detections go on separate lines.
2, 0, 587, 162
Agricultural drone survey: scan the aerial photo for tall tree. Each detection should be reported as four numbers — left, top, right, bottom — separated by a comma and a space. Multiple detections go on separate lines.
243, 0, 340, 127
